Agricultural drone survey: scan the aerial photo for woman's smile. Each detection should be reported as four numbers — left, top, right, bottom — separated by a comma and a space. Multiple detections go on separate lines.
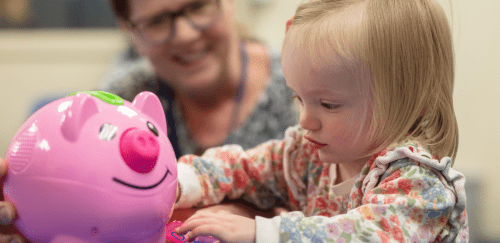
172, 45, 211, 65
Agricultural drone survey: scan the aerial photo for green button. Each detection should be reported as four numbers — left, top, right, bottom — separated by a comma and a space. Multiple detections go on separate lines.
68, 91, 124, 106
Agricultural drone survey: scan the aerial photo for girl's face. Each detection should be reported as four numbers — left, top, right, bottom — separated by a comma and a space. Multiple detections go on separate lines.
124, 0, 237, 92
282, 42, 373, 167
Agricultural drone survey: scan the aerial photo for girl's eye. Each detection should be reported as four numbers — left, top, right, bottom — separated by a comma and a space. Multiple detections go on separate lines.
320, 101, 340, 110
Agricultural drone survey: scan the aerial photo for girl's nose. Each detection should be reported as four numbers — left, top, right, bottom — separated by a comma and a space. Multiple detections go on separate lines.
170, 17, 202, 44
299, 108, 321, 131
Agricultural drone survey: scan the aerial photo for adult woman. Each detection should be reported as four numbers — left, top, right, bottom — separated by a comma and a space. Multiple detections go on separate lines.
101, 0, 297, 158
0, 0, 296, 241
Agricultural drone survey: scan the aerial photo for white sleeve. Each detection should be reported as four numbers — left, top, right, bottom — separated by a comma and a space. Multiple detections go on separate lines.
255, 215, 282, 243
175, 163, 203, 208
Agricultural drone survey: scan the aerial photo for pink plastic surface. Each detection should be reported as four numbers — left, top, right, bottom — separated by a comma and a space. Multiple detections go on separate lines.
4, 91, 177, 243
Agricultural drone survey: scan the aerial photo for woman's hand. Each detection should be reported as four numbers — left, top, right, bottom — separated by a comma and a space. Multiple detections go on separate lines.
175, 211, 256, 243
0, 158, 27, 243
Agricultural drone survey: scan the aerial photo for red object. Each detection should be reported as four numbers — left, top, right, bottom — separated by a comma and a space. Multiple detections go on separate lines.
166, 221, 218, 243
165, 221, 186, 243
286, 15, 295, 32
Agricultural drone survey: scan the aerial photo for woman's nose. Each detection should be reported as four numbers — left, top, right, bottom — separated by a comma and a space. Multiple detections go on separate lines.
171, 17, 202, 44
299, 108, 321, 131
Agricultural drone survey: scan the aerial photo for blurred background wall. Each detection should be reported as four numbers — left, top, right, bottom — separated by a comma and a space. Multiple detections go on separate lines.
0, 0, 498, 241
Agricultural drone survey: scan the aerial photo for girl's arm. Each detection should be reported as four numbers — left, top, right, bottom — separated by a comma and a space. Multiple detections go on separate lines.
267, 150, 468, 243
174, 125, 304, 210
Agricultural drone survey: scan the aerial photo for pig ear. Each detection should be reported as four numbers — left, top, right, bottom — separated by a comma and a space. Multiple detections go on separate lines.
132, 91, 167, 135
61, 93, 99, 142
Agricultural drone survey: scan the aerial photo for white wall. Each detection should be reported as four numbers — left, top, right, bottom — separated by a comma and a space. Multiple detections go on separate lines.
235, 0, 305, 50
0, 0, 499, 239
0, 29, 128, 159
447, 0, 500, 239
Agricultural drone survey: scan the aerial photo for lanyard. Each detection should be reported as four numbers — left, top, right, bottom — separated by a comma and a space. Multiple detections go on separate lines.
157, 42, 248, 158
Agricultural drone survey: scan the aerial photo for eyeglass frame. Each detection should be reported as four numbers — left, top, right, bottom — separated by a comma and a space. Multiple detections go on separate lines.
126, 0, 221, 45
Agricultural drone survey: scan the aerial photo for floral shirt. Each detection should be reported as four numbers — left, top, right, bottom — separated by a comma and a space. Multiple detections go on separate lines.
175, 125, 469, 243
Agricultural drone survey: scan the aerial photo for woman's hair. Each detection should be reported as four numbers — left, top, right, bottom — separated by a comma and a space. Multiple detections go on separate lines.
108, 0, 254, 41
285, 0, 459, 162
109, 0, 129, 20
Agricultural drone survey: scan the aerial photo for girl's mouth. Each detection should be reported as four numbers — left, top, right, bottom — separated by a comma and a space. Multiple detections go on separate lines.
304, 136, 327, 149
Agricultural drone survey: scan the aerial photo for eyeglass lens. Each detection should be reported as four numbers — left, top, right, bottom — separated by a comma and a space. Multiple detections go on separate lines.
137, 0, 219, 44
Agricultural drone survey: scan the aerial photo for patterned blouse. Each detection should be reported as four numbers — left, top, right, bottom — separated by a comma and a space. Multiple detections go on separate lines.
98, 47, 298, 158
175, 125, 469, 243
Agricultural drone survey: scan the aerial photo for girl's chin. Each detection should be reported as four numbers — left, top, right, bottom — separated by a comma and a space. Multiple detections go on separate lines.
317, 151, 351, 165
317, 151, 336, 164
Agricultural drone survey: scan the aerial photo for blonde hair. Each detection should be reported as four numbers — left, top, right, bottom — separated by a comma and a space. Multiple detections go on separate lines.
285, 0, 459, 162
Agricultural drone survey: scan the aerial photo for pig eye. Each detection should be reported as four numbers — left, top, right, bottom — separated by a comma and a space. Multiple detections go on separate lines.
99, 123, 118, 141
147, 122, 159, 137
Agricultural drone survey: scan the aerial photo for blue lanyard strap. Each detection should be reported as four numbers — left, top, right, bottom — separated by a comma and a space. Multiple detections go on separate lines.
228, 42, 248, 132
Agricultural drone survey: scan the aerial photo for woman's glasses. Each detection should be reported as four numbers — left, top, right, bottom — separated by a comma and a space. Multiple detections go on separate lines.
128, 0, 220, 45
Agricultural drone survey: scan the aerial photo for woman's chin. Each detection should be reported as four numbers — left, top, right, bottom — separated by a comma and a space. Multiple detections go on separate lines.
159, 67, 222, 93
183, 76, 223, 94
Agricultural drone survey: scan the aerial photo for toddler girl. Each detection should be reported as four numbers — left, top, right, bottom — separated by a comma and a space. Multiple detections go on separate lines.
174, 0, 468, 242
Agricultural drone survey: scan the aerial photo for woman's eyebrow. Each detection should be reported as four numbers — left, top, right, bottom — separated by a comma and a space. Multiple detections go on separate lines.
132, 1, 196, 23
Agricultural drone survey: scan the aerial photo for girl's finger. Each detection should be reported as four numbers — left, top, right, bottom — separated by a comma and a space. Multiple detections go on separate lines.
177, 217, 222, 234
187, 210, 215, 220
185, 224, 225, 242
183, 211, 228, 226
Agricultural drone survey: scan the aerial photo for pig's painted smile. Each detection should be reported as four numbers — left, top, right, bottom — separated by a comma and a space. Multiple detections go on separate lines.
113, 168, 172, 190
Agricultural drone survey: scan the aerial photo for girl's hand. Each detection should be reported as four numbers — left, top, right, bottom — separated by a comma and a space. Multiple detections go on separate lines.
175, 211, 256, 243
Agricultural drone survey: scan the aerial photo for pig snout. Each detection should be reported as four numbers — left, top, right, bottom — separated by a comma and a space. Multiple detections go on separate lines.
120, 128, 159, 174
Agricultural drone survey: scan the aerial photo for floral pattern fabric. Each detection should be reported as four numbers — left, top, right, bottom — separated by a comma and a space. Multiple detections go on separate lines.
177, 125, 468, 242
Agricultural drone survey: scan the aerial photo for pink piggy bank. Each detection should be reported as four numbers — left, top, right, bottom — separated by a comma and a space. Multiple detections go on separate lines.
4, 91, 177, 243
